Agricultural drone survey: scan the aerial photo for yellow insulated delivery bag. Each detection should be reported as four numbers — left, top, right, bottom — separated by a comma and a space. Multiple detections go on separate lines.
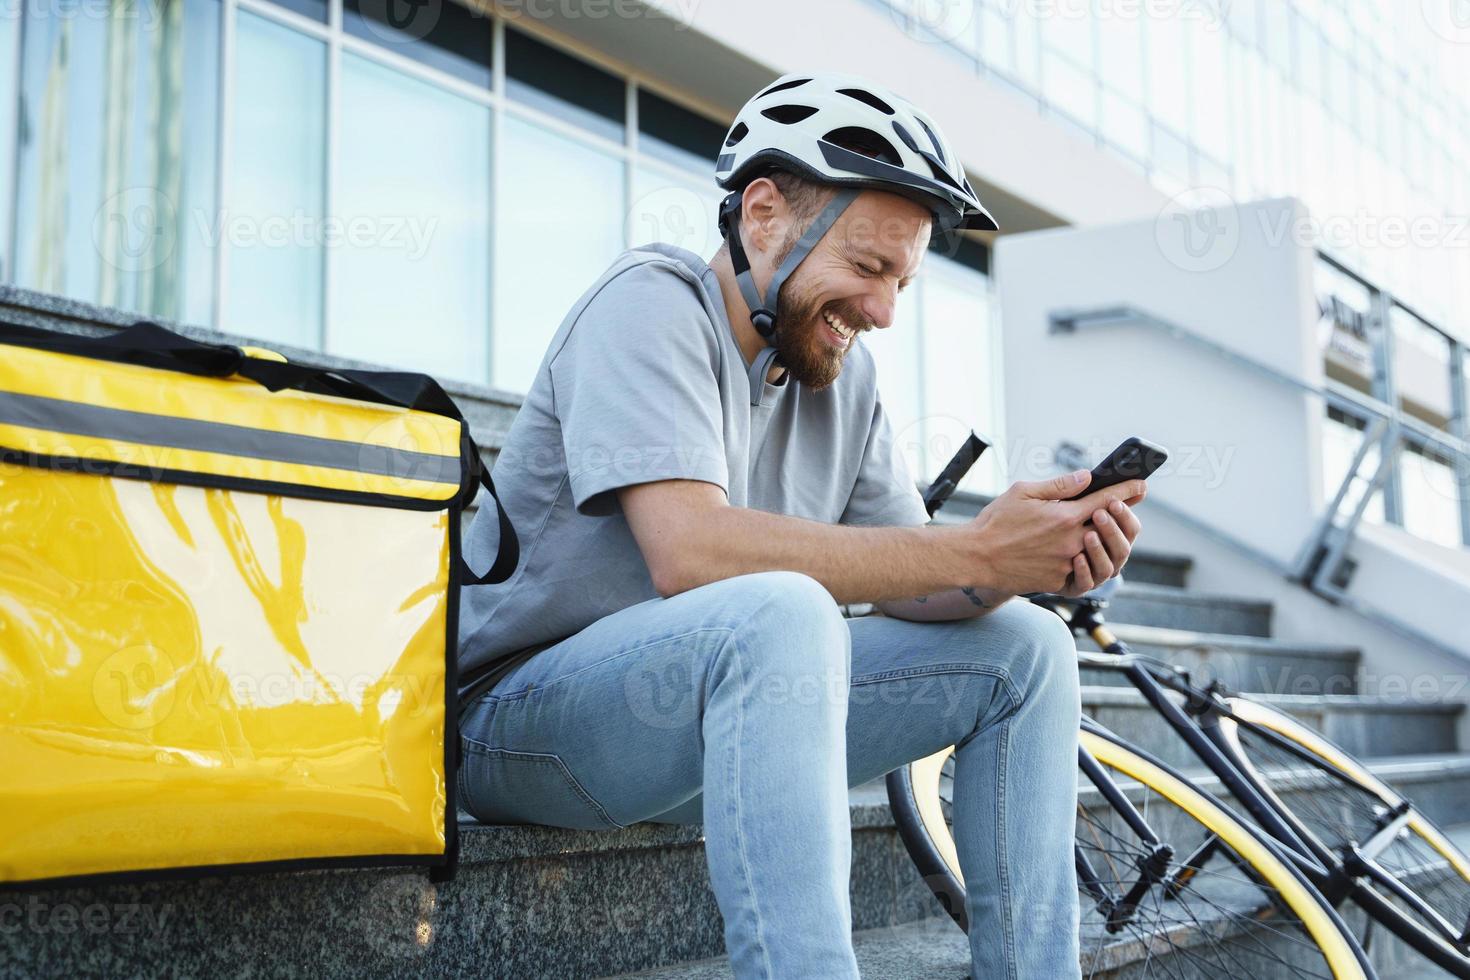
0, 320, 519, 886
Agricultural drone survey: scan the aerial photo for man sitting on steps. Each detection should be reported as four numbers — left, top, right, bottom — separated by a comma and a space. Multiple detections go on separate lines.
458, 72, 1146, 980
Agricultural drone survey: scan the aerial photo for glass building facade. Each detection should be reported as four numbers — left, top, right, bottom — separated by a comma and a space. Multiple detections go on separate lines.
0, 0, 1462, 511
885, 0, 1470, 329
885, 0, 1470, 546
0, 0, 1000, 490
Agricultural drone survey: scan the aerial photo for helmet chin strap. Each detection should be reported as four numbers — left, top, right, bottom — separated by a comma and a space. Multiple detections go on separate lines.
718, 188, 859, 405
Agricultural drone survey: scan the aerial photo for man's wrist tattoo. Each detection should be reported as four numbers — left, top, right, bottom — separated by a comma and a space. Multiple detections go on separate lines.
960, 587, 990, 609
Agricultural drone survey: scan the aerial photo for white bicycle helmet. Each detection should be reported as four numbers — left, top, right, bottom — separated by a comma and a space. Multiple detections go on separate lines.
715, 74, 996, 402
716, 72, 997, 235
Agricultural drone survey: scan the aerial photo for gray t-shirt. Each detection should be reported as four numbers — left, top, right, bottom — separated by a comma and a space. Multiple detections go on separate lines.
459, 242, 929, 675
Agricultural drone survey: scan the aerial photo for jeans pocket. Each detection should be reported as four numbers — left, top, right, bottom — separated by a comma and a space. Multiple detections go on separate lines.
459, 742, 622, 830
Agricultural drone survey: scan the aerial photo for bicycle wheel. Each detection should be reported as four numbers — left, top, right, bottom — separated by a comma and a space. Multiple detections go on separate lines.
1218, 696, 1470, 976
888, 727, 1373, 978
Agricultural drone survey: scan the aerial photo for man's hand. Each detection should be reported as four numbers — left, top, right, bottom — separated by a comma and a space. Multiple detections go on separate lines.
965, 470, 1146, 596
1058, 486, 1144, 597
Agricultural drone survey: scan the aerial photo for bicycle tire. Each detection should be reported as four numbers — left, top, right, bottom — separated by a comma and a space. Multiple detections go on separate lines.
1217, 696, 1470, 977
888, 726, 1374, 978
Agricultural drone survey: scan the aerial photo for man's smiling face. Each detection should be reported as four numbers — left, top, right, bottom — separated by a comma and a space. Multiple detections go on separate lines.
769, 189, 931, 390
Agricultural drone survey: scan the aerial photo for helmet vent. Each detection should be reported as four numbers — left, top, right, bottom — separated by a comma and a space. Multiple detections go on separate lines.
914, 116, 947, 165
823, 127, 903, 167
838, 88, 894, 115
758, 77, 810, 98
891, 120, 920, 153
761, 104, 819, 125
922, 152, 965, 192
725, 122, 749, 147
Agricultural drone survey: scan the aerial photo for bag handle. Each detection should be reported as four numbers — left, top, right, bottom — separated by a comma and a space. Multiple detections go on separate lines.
458, 432, 520, 586
0, 319, 519, 584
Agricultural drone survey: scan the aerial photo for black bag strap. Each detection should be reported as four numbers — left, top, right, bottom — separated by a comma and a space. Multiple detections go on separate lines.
457, 431, 520, 586
1, 319, 248, 374
0, 319, 519, 584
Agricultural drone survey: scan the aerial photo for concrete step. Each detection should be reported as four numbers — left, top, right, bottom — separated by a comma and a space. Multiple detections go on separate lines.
1083, 686, 1464, 768
1080, 622, 1361, 696
600, 917, 971, 979
1105, 582, 1273, 637
1113, 549, 1193, 589
12, 753, 1469, 979
622, 765, 1470, 979
0, 793, 937, 980
1082, 751, 1470, 845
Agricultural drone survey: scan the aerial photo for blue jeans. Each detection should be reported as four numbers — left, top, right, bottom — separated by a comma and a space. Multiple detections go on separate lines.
459, 571, 1082, 979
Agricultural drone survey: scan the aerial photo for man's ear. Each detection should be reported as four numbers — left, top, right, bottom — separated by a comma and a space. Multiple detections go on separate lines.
739, 177, 790, 256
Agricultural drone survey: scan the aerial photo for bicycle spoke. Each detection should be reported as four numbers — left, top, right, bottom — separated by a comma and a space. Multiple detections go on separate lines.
893, 729, 1366, 978
1077, 774, 1341, 977
1233, 719, 1470, 948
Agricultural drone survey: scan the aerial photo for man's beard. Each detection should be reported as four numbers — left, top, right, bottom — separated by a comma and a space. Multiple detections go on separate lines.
769, 275, 869, 391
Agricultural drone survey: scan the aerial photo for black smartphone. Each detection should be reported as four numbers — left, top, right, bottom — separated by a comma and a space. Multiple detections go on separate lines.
1066, 436, 1168, 501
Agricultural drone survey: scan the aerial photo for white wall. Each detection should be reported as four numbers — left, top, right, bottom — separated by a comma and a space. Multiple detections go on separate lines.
996, 197, 1323, 567
997, 195, 1470, 667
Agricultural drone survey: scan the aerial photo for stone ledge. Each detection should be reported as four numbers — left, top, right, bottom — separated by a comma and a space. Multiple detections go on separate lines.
1097, 622, 1360, 662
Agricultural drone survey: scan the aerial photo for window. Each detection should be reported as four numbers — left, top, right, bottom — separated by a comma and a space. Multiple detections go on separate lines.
1296, 23, 1324, 101
1145, 14, 1191, 137
265, 0, 326, 23
1231, 43, 1266, 197
1097, 15, 1144, 102
1260, 1, 1291, 73
343, 0, 492, 88
931, 234, 989, 277
1392, 306, 1453, 423
1100, 89, 1149, 165
1400, 442, 1463, 548
492, 114, 624, 391
1012, 4, 1041, 86
0, 10, 17, 281
637, 88, 723, 173
1324, 44, 1353, 123
1263, 70, 1297, 195
224, 12, 326, 348
1150, 123, 1192, 193
1042, 51, 1097, 130
629, 165, 724, 258
505, 28, 623, 142
862, 285, 924, 490
331, 53, 491, 383
978, 5, 1011, 75
1226, 0, 1259, 46
1191, 28, 1231, 161
919, 263, 1002, 493
14, 0, 220, 325
1043, 11, 1093, 71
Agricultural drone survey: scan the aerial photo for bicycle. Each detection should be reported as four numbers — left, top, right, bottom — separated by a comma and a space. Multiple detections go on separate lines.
884, 434, 1470, 976
887, 590, 1470, 977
